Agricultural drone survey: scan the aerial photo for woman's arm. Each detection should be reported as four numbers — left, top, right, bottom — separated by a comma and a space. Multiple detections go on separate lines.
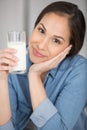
0, 48, 17, 129
0, 72, 11, 125
0, 73, 14, 130
28, 46, 76, 129
28, 46, 71, 110
28, 58, 87, 130
28, 72, 47, 110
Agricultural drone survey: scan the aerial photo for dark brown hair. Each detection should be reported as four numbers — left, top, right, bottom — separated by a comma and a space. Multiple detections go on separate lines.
34, 1, 86, 56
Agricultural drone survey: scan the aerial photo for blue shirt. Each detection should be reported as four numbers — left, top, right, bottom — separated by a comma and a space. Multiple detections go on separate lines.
0, 49, 87, 130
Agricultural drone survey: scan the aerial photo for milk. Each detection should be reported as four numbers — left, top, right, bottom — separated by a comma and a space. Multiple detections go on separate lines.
8, 41, 26, 74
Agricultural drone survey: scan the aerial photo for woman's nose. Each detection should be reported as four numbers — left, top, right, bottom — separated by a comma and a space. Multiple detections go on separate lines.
38, 37, 48, 50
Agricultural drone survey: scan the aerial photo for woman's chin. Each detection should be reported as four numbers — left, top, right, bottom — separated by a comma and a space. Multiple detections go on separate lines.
30, 56, 42, 64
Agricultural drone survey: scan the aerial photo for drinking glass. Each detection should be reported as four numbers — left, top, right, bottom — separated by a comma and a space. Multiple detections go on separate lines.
7, 31, 26, 74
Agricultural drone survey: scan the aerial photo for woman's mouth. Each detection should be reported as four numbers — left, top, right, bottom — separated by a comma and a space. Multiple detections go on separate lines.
32, 48, 46, 58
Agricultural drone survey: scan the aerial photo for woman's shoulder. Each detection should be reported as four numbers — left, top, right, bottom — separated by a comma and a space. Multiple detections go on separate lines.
58, 54, 87, 71
70, 54, 87, 66
65, 54, 87, 75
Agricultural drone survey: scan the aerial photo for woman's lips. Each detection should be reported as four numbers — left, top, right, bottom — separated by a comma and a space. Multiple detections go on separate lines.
33, 48, 46, 58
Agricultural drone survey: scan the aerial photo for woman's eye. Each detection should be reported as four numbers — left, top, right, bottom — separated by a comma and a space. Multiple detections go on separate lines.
53, 38, 60, 44
38, 27, 45, 34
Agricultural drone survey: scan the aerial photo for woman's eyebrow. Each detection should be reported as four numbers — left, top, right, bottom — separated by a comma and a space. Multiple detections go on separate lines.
54, 35, 65, 42
39, 23, 65, 42
39, 23, 46, 31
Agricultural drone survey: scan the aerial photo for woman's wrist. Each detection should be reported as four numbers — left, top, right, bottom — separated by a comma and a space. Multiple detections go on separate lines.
28, 69, 41, 79
0, 71, 8, 81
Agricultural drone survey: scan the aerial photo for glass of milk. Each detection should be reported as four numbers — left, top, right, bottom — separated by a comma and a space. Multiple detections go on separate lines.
7, 31, 26, 74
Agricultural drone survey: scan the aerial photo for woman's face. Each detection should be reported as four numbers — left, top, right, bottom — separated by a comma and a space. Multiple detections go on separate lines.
29, 13, 70, 64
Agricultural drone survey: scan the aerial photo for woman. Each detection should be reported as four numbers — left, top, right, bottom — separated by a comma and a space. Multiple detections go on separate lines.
0, 1, 87, 130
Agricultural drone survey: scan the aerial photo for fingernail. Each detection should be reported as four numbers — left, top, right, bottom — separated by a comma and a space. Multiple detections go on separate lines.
70, 45, 72, 48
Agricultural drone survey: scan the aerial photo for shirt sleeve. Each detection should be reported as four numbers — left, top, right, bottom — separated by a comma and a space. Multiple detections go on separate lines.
6, 74, 32, 129
0, 120, 14, 130
30, 98, 57, 127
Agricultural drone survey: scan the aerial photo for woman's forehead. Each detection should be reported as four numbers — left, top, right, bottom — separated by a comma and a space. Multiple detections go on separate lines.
39, 13, 70, 39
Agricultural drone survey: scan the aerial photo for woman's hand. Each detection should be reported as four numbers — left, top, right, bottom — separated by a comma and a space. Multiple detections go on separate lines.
29, 45, 72, 77
0, 48, 18, 78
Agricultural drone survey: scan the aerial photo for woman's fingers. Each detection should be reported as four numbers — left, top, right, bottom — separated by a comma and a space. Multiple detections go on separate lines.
0, 49, 18, 61
0, 58, 17, 66
54, 45, 72, 59
0, 52, 18, 61
0, 48, 18, 71
40, 45, 72, 70
0, 65, 14, 71
0, 48, 17, 54
47, 45, 72, 68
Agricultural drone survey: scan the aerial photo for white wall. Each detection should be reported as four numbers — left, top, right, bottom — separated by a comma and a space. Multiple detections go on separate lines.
0, 0, 87, 57
0, 0, 25, 49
